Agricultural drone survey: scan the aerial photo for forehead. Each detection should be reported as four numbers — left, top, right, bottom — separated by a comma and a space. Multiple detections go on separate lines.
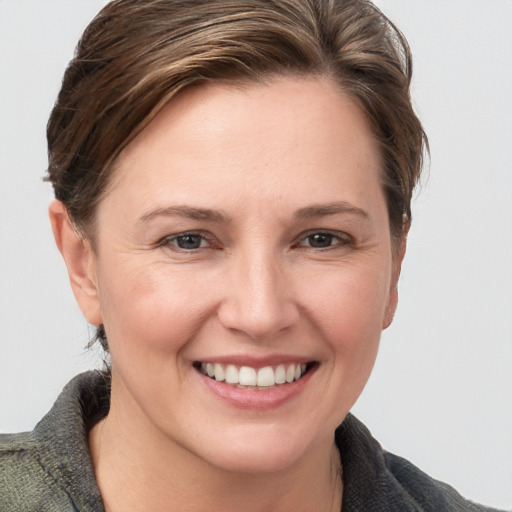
106, 76, 383, 216
129, 76, 375, 149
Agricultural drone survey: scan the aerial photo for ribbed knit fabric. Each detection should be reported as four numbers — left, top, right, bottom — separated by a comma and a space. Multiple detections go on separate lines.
0, 372, 506, 511
336, 416, 505, 511
1, 372, 108, 511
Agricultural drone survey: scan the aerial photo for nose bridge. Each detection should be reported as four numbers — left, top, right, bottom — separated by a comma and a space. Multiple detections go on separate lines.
218, 242, 297, 339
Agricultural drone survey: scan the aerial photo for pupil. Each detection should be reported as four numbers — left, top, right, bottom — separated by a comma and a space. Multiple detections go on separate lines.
309, 233, 332, 248
177, 234, 201, 249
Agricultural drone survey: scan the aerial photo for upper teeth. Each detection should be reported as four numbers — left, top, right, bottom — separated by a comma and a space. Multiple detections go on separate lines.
200, 363, 308, 387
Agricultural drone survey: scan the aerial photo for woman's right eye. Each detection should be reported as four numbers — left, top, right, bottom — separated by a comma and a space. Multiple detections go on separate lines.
160, 232, 212, 251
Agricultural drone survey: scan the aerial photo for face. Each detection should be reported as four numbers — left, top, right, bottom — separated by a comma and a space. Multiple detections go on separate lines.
69, 76, 402, 473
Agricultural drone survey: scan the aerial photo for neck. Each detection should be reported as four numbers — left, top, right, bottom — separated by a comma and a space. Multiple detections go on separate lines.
88, 386, 343, 512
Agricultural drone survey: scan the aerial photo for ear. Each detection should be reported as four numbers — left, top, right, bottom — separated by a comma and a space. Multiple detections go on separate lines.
49, 200, 102, 326
382, 225, 408, 330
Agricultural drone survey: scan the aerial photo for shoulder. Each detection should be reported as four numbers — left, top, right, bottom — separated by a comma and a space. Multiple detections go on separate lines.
336, 415, 505, 512
382, 450, 502, 512
0, 372, 109, 512
0, 431, 76, 510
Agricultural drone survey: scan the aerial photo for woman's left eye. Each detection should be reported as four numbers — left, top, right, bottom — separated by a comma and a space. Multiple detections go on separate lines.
295, 231, 351, 249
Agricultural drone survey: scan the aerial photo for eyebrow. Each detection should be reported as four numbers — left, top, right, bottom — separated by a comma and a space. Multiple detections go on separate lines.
294, 201, 369, 220
139, 206, 232, 224
139, 201, 368, 225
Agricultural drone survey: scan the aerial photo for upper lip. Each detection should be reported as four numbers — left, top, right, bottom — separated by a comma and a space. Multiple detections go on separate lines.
193, 354, 316, 369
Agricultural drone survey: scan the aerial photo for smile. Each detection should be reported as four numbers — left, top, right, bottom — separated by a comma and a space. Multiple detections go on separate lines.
195, 362, 315, 389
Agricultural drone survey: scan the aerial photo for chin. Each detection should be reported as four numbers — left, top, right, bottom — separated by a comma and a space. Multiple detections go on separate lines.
205, 445, 302, 475
187, 423, 327, 475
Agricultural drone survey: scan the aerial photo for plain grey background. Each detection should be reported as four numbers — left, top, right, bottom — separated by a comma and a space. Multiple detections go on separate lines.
0, 1, 511, 509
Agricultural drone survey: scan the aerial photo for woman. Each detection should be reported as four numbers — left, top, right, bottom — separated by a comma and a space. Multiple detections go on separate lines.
0, 1, 506, 511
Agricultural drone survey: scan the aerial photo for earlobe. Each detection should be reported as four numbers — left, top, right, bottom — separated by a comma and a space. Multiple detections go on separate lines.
48, 200, 102, 326
382, 286, 398, 330
382, 230, 408, 330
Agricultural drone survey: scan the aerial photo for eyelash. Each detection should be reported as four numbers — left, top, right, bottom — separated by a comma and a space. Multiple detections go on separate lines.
293, 230, 353, 250
158, 231, 218, 252
158, 230, 353, 252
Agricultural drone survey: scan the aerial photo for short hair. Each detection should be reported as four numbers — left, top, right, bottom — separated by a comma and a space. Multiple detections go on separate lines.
46, 0, 427, 350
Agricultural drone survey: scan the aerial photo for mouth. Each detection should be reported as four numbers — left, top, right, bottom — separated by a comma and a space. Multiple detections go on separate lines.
193, 361, 317, 390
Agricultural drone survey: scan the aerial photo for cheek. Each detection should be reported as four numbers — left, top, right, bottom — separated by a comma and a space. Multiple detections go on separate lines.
287, 264, 389, 427
96, 260, 219, 357
300, 262, 391, 350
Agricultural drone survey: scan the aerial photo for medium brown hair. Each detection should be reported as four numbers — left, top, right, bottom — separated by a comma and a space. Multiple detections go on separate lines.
46, 0, 427, 348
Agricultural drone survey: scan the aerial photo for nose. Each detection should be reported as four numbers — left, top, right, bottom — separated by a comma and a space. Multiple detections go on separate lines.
217, 249, 299, 340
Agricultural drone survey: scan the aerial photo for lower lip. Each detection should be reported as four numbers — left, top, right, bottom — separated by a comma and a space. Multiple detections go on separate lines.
196, 366, 317, 410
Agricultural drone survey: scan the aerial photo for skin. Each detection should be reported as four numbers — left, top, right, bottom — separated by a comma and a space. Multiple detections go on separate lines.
50, 76, 405, 512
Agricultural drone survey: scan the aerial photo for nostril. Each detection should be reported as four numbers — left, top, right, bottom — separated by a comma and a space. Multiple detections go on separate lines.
215, 259, 299, 339
217, 297, 299, 340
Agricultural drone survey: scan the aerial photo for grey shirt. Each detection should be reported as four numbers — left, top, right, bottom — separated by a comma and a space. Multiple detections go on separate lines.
0, 372, 505, 511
